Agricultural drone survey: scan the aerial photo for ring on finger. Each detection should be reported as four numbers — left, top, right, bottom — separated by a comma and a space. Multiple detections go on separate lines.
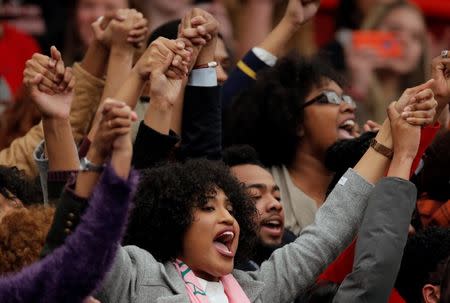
441, 50, 449, 59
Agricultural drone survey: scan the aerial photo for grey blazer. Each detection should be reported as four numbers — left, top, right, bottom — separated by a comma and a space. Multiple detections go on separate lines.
333, 177, 417, 303
96, 168, 373, 303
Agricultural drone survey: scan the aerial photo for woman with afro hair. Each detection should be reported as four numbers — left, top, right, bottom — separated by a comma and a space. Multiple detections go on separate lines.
95, 106, 411, 303
226, 54, 359, 235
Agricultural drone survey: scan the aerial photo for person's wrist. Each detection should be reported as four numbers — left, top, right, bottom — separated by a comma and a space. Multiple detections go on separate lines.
281, 14, 302, 31
393, 151, 416, 162
110, 42, 134, 56
195, 36, 217, 66
86, 146, 107, 165
375, 119, 393, 148
42, 115, 69, 122
93, 38, 109, 51
148, 96, 173, 113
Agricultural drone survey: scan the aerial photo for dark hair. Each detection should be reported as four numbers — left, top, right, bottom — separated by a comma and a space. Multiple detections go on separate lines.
0, 166, 43, 205
413, 131, 450, 201
124, 159, 258, 263
324, 131, 376, 196
222, 145, 264, 168
304, 281, 340, 303
225, 54, 344, 167
335, 0, 365, 30
396, 227, 450, 303
441, 258, 450, 303
148, 19, 180, 45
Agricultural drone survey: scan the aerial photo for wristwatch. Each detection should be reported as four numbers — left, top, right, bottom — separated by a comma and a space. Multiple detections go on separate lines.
370, 139, 394, 159
79, 157, 105, 172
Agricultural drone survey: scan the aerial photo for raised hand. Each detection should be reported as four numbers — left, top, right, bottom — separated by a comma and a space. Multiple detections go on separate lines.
387, 101, 420, 161
394, 79, 438, 125
147, 38, 190, 107
133, 37, 191, 82
181, 8, 219, 46
284, 0, 321, 27
23, 46, 68, 94
23, 46, 75, 119
92, 9, 148, 49
180, 8, 220, 73
431, 53, 450, 107
89, 99, 137, 160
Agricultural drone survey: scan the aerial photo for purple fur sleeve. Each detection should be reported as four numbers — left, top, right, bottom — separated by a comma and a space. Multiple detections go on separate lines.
0, 163, 139, 303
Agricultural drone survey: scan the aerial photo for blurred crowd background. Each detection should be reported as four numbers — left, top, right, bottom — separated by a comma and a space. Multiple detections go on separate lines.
1, 0, 450, 149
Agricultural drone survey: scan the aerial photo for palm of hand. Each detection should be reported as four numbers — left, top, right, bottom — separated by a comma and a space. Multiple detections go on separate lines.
31, 87, 73, 119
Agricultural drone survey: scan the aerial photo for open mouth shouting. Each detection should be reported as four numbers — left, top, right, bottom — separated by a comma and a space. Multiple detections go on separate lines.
338, 118, 357, 139
213, 229, 236, 258
260, 215, 284, 238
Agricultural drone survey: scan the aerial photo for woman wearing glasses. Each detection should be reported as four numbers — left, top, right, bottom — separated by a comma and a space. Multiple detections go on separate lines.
226, 54, 434, 236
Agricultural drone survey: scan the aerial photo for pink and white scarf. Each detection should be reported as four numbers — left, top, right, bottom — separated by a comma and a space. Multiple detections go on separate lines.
173, 259, 251, 303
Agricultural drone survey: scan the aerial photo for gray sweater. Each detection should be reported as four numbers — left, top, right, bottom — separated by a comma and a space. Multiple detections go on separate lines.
96, 168, 373, 303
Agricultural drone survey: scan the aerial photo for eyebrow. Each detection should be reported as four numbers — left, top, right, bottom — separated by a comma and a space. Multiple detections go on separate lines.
247, 184, 280, 192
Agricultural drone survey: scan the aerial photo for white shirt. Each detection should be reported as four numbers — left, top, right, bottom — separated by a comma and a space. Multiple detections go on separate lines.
197, 277, 229, 303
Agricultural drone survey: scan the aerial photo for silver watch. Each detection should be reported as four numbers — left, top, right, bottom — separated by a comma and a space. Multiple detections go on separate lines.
79, 157, 105, 172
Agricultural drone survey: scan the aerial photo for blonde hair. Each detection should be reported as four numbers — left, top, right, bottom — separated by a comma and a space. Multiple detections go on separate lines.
362, 0, 429, 122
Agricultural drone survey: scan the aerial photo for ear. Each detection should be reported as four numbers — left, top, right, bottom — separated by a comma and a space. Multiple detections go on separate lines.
422, 284, 440, 303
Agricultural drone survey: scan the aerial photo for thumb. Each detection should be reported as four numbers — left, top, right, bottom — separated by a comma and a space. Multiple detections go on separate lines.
409, 79, 435, 95
50, 45, 61, 62
387, 101, 400, 121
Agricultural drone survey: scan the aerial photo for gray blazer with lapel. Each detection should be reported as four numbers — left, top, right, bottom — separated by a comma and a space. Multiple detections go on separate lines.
96, 168, 373, 303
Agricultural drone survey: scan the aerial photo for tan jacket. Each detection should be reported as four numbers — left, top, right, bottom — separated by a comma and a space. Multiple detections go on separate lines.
0, 63, 105, 177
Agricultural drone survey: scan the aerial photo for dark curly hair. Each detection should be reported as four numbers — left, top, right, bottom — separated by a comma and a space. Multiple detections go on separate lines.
0, 166, 43, 205
412, 130, 450, 201
395, 227, 450, 303
124, 159, 258, 264
225, 54, 344, 167
222, 145, 264, 168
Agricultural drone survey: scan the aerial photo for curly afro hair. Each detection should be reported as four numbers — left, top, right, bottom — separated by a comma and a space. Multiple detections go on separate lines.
124, 159, 258, 264
412, 130, 450, 201
0, 205, 54, 274
395, 227, 450, 303
225, 54, 344, 167
0, 166, 43, 205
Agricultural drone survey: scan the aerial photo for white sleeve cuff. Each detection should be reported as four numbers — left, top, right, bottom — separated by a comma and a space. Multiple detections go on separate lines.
252, 47, 278, 67
188, 68, 217, 87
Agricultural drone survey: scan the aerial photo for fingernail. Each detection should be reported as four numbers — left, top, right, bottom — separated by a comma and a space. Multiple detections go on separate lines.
404, 106, 411, 112
401, 112, 409, 118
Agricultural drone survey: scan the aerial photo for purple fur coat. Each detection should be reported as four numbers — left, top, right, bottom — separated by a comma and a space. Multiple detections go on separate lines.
0, 164, 138, 303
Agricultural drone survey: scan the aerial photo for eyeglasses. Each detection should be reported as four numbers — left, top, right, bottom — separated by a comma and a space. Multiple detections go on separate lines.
302, 91, 356, 109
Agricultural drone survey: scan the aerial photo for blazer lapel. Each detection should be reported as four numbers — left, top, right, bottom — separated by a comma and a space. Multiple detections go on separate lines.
233, 271, 265, 302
